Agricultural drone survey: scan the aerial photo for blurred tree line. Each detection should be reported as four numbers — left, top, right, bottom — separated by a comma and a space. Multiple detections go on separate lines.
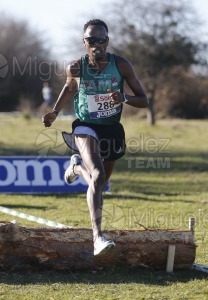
0, 0, 208, 123
105, 0, 208, 124
0, 14, 65, 113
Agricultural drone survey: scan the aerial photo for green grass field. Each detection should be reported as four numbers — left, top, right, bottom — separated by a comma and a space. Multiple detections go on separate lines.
0, 113, 208, 299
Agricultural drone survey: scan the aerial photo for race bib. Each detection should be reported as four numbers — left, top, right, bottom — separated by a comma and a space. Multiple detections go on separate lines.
87, 93, 121, 119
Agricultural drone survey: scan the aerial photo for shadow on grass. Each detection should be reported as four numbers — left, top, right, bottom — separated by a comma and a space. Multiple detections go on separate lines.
112, 181, 208, 195
112, 152, 208, 195
118, 150, 208, 173
103, 193, 195, 203
0, 146, 72, 157
0, 267, 207, 285
0, 204, 51, 210
4, 192, 195, 203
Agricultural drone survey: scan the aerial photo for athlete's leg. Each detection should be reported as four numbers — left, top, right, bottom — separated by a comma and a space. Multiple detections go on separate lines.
103, 160, 116, 183
75, 157, 116, 185
74, 134, 106, 241
74, 159, 91, 185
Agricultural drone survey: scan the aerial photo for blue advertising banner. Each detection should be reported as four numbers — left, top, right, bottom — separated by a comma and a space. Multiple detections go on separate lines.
0, 156, 110, 194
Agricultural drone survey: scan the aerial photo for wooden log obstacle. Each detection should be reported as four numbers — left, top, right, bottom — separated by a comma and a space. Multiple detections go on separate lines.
0, 221, 196, 271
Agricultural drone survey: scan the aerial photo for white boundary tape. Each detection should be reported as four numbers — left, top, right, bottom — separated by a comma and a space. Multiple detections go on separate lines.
192, 264, 208, 274
0, 206, 70, 228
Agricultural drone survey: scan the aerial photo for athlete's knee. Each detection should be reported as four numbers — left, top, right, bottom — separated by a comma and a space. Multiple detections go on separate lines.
91, 167, 106, 187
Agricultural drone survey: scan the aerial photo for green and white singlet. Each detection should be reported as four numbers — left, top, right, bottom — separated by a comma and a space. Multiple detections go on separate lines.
74, 53, 124, 125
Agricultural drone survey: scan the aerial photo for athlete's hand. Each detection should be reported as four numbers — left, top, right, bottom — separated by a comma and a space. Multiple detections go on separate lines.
107, 89, 124, 104
42, 112, 57, 127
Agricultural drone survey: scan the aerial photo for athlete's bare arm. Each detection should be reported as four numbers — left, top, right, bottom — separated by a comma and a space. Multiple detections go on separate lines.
112, 55, 148, 108
42, 60, 80, 127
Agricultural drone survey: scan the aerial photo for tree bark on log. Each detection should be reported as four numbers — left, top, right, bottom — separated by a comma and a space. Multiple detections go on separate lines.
0, 222, 196, 271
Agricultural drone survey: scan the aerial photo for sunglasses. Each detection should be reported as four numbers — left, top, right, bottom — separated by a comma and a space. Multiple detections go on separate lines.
84, 36, 109, 45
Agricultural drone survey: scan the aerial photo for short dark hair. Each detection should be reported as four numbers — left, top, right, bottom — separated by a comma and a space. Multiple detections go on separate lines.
83, 19, 108, 33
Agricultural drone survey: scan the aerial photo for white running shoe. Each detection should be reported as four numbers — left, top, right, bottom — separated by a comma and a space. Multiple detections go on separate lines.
64, 154, 82, 184
94, 236, 115, 256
